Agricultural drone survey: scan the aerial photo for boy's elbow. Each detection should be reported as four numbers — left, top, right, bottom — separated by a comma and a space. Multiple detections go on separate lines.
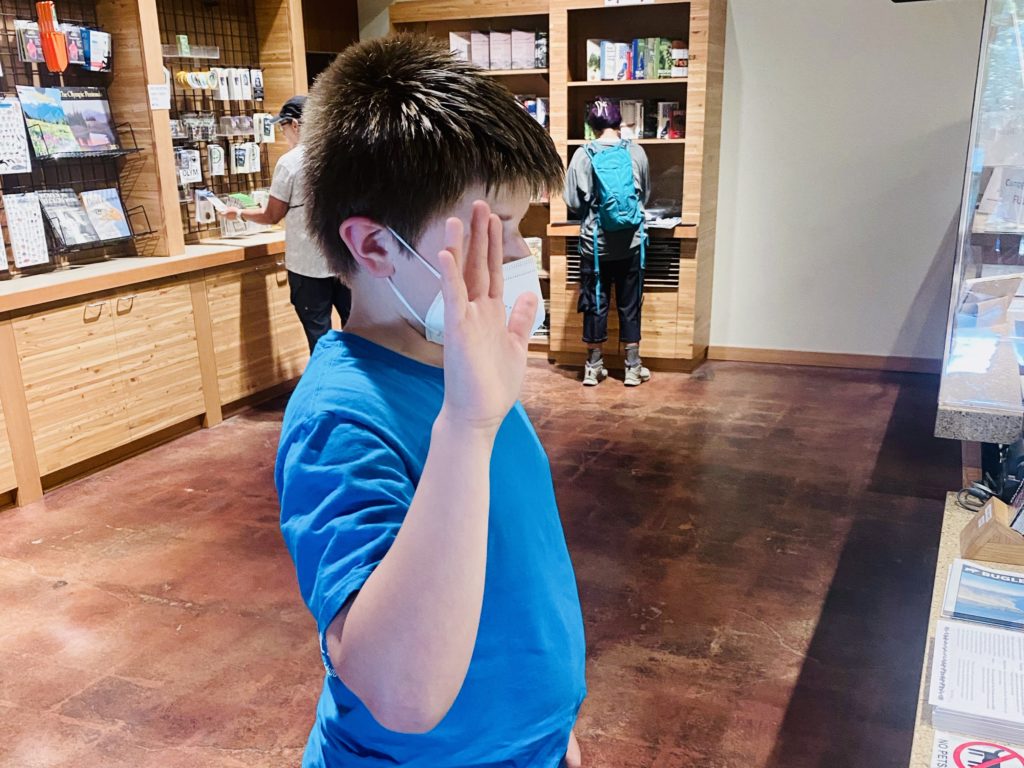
361, 687, 453, 734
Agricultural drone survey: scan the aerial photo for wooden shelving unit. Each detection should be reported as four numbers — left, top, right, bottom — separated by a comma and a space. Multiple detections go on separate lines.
549, 0, 726, 368
391, 0, 554, 350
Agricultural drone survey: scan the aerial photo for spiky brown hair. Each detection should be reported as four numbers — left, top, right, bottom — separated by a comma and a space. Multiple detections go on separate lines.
302, 33, 564, 279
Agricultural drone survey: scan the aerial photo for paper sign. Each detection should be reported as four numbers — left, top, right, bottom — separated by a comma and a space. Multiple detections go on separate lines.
992, 167, 1024, 230
148, 83, 171, 110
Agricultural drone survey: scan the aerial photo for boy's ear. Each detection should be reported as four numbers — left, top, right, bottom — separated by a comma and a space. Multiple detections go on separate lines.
339, 218, 398, 278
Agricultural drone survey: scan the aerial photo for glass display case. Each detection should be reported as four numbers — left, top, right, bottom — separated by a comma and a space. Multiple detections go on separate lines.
938, 0, 1024, 444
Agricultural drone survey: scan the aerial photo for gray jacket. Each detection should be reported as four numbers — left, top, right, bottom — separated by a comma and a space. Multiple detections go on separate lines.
563, 139, 650, 262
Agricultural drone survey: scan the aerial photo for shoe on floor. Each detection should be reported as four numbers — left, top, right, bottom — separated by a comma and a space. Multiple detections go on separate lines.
583, 362, 608, 387
624, 364, 651, 387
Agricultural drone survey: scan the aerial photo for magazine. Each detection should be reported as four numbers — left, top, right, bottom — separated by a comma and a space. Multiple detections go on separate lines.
16, 86, 80, 157
0, 98, 33, 174
60, 87, 119, 153
81, 188, 131, 241
3, 192, 50, 268
943, 558, 1024, 630
14, 20, 43, 64
37, 188, 100, 247
84, 29, 112, 72
60, 24, 85, 65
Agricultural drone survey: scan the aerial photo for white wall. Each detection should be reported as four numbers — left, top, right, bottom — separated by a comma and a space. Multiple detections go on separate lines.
712, 0, 986, 360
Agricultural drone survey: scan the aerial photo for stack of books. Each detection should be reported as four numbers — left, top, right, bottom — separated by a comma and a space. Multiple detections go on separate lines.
449, 30, 548, 70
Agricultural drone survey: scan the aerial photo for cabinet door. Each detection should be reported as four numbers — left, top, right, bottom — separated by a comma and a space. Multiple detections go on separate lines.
14, 297, 132, 476
267, 260, 310, 382
113, 278, 206, 439
206, 259, 280, 404
0, 401, 16, 494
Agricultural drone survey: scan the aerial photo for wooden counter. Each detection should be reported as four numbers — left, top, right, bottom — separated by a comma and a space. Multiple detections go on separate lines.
0, 231, 308, 508
907, 496, 1024, 766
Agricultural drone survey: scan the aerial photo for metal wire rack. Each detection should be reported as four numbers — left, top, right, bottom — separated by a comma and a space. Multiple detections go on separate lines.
0, 0, 150, 273
156, 0, 269, 242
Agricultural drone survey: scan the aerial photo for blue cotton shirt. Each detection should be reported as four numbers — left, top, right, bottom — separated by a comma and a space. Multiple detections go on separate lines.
276, 331, 587, 767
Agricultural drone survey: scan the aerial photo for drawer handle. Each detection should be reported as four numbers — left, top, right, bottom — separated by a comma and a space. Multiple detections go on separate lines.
117, 294, 137, 311
275, 260, 285, 268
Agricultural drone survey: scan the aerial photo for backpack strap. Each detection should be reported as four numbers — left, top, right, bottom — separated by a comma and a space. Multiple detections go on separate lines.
593, 227, 602, 312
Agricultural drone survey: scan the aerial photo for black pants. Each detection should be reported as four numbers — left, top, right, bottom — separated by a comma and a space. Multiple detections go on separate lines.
288, 271, 352, 352
578, 250, 644, 345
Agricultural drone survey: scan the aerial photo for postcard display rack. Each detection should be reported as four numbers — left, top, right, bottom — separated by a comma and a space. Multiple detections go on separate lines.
390, 0, 553, 348
157, 0, 275, 241
0, 0, 157, 278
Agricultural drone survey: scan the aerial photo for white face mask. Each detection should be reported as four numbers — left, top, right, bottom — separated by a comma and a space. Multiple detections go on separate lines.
385, 228, 546, 346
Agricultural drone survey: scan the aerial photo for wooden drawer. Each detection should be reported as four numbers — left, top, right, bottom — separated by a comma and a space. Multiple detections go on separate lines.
0, 400, 15, 494
14, 296, 132, 476
206, 259, 281, 404
267, 260, 310, 383
113, 278, 205, 439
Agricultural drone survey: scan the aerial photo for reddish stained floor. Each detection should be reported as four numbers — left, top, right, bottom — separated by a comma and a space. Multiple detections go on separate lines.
0, 360, 959, 767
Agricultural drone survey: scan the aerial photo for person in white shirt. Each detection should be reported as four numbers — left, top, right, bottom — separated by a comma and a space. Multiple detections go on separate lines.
225, 95, 352, 352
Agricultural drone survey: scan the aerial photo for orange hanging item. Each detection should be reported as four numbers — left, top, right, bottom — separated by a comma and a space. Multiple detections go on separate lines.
36, 1, 68, 74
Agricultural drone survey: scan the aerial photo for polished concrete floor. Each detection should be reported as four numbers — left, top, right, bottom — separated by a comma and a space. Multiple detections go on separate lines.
0, 360, 960, 767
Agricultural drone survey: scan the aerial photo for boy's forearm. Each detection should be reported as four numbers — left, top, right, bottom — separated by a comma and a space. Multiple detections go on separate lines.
331, 408, 495, 733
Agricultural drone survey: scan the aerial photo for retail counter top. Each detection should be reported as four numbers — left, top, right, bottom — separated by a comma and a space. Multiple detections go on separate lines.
0, 231, 286, 314
907, 496, 1024, 766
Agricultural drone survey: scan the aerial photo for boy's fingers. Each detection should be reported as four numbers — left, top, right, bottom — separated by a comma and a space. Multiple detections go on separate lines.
506, 291, 538, 344
437, 249, 467, 318
487, 213, 503, 300
464, 201, 490, 301
442, 217, 464, 275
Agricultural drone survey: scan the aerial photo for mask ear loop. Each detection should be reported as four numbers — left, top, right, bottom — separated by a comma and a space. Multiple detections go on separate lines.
385, 227, 442, 329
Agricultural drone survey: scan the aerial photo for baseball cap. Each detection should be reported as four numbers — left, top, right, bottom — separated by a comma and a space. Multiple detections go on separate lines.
271, 95, 307, 123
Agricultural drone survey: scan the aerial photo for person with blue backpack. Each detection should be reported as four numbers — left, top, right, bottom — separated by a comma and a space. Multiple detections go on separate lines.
564, 98, 651, 387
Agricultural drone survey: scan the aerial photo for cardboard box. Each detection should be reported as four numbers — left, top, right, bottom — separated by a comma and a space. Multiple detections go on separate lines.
470, 31, 490, 69
489, 30, 512, 70
449, 31, 472, 62
511, 29, 535, 69
586, 39, 603, 81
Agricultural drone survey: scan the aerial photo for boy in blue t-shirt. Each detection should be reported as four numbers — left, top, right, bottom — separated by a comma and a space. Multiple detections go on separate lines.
275, 35, 587, 767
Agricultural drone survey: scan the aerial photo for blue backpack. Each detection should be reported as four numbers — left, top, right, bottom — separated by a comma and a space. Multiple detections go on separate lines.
585, 140, 645, 310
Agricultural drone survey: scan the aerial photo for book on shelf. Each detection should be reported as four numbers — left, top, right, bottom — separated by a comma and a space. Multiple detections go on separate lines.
470, 31, 489, 69
489, 30, 512, 70
657, 39, 672, 78
943, 558, 1024, 630
534, 31, 548, 69
37, 188, 100, 247
81, 188, 131, 241
0, 97, 33, 174
16, 86, 80, 157
631, 39, 646, 81
3, 192, 50, 268
614, 43, 630, 81
671, 40, 689, 78
60, 24, 85, 65
657, 101, 679, 139
929, 619, 1024, 743
600, 41, 617, 81
60, 86, 119, 153
14, 20, 44, 64
449, 31, 471, 63
620, 99, 643, 140
84, 29, 112, 72
586, 39, 601, 82
511, 30, 535, 70
670, 108, 686, 139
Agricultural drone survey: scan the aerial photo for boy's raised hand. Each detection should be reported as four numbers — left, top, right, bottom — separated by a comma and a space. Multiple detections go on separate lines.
436, 200, 536, 435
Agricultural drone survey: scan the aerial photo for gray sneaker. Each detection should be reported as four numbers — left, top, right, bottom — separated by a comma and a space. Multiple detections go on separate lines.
583, 361, 608, 386
624, 364, 651, 387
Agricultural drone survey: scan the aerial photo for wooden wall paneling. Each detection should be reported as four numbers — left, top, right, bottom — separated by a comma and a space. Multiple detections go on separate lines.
691, 0, 726, 355
682, 0, 708, 226
0, 398, 14, 495
112, 277, 206, 440
390, 0, 550, 24
549, 4, 570, 225
96, 0, 186, 257
13, 296, 133, 477
302, 0, 357, 53
188, 275, 225, 427
0, 318, 41, 503
267, 260, 310, 382
205, 259, 280, 404
255, 0, 308, 171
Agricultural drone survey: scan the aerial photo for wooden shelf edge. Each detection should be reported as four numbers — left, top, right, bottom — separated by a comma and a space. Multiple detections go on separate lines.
390, 0, 549, 24
567, 78, 688, 88
547, 223, 698, 239
483, 68, 549, 77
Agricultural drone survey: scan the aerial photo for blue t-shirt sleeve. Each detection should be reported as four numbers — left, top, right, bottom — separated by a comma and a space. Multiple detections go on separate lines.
277, 411, 415, 676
